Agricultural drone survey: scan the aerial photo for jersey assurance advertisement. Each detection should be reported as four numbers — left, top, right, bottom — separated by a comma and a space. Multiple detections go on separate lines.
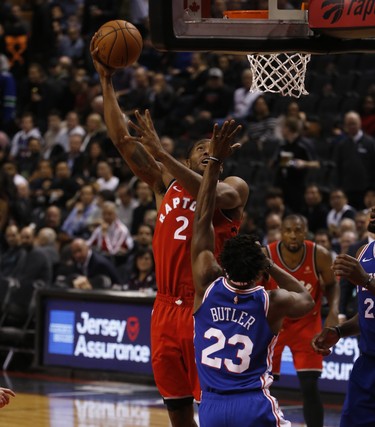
42, 299, 152, 374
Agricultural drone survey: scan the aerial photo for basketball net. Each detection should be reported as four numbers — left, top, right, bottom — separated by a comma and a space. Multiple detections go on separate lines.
247, 52, 311, 98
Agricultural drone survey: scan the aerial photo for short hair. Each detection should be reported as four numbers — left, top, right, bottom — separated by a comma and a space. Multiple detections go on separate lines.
219, 235, 267, 283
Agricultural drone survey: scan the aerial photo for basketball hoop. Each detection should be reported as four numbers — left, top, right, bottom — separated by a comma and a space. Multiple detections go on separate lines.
247, 52, 311, 98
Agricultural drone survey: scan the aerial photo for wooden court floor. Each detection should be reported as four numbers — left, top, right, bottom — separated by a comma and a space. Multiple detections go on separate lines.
0, 371, 344, 427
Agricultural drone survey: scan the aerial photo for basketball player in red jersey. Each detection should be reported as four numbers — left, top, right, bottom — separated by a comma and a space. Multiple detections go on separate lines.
90, 41, 249, 427
262, 214, 339, 427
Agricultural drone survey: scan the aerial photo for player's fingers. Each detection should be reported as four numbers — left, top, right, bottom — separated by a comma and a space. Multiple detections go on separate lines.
2, 389, 15, 397
128, 120, 143, 135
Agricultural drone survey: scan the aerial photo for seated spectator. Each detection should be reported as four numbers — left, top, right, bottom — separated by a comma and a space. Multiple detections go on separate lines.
35, 227, 60, 279
61, 184, 100, 240
124, 247, 156, 292
28, 159, 54, 210
9, 112, 42, 160
86, 201, 134, 259
131, 180, 156, 235
42, 110, 66, 162
96, 160, 119, 192
116, 182, 139, 230
16, 136, 43, 179
0, 225, 24, 279
48, 161, 80, 213
354, 209, 369, 241
118, 222, 154, 280
82, 140, 107, 181
9, 181, 35, 228
57, 238, 121, 289
5, 226, 52, 326
56, 132, 86, 182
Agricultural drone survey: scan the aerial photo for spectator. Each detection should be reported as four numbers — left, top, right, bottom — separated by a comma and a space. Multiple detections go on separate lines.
57, 132, 86, 180
35, 227, 60, 277
69, 237, 121, 289
62, 183, 100, 240
262, 186, 292, 221
354, 209, 370, 241
326, 188, 356, 248
48, 161, 81, 212
95, 160, 119, 192
9, 112, 42, 159
81, 112, 107, 151
332, 110, 375, 209
0, 53, 16, 133
0, 165, 17, 232
271, 116, 320, 212
239, 95, 279, 161
359, 94, 375, 138
116, 182, 139, 229
6, 225, 52, 326
0, 225, 24, 279
82, 139, 107, 180
364, 186, 375, 211
301, 184, 330, 234
86, 200, 134, 257
227, 68, 262, 126
190, 67, 234, 124
118, 66, 152, 120
125, 247, 156, 292
314, 228, 338, 260
42, 110, 67, 162
59, 110, 86, 152
17, 62, 60, 133
149, 72, 176, 135
9, 181, 35, 228
130, 180, 156, 235
16, 136, 43, 179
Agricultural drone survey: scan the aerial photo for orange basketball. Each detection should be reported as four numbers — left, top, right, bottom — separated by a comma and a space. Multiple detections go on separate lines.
94, 20, 143, 69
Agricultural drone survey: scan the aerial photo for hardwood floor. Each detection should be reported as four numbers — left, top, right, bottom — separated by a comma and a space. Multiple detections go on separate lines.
0, 371, 344, 426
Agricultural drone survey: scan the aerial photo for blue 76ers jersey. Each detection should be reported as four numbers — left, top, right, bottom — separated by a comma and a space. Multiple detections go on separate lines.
357, 241, 375, 356
193, 278, 278, 393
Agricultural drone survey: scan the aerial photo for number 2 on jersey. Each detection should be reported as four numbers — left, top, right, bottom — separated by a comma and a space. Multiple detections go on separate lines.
174, 216, 189, 240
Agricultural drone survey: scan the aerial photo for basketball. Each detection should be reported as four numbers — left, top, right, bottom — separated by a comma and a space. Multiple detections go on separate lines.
94, 20, 143, 69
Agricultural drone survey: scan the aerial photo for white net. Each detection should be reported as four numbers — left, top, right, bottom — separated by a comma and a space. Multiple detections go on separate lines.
247, 52, 311, 98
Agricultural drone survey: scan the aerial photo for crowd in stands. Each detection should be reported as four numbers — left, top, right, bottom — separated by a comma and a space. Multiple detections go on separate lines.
1, 0, 375, 330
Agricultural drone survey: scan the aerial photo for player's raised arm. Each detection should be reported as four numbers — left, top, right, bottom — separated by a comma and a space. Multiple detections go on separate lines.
128, 111, 248, 213
90, 38, 164, 194
191, 124, 239, 310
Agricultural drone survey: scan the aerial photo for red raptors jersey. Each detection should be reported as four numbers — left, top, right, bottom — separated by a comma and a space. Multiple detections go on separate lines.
153, 181, 240, 297
266, 240, 322, 326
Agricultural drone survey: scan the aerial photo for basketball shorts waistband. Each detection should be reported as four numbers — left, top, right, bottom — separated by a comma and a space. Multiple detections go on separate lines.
155, 293, 195, 307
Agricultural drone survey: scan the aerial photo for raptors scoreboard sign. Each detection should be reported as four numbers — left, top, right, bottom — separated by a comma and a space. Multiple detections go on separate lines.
37, 290, 153, 376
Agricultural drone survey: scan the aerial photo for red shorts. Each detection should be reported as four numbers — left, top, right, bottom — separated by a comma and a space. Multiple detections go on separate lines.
272, 314, 323, 375
151, 294, 201, 402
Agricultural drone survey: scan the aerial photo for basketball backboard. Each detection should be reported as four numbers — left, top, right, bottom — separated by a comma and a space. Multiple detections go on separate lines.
149, 0, 375, 54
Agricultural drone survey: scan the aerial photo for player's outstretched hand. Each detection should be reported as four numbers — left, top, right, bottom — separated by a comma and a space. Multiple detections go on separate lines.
210, 120, 242, 162
127, 110, 163, 159
311, 327, 339, 356
0, 388, 15, 408
90, 34, 116, 78
332, 254, 368, 287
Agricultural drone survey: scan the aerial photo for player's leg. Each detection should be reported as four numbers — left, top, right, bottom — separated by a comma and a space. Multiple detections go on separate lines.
340, 355, 375, 427
166, 397, 198, 427
297, 371, 323, 427
151, 299, 198, 427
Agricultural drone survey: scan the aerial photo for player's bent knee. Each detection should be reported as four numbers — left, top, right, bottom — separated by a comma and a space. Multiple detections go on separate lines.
164, 396, 194, 411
